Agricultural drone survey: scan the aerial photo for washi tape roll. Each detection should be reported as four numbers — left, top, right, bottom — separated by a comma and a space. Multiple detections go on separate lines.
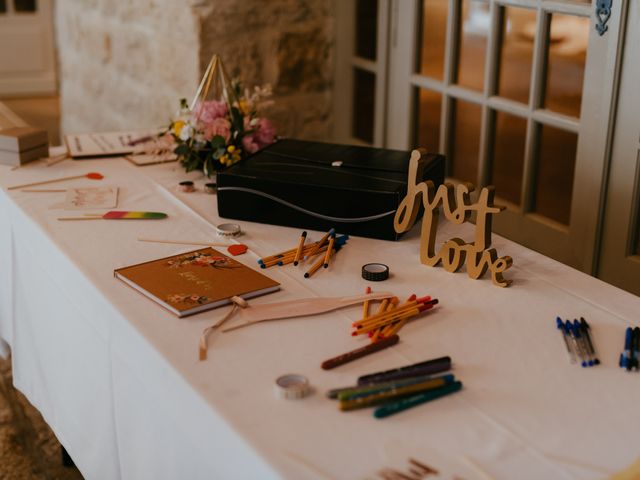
216, 223, 241, 237
178, 180, 195, 193
274, 374, 310, 400
362, 263, 390, 281
204, 182, 217, 194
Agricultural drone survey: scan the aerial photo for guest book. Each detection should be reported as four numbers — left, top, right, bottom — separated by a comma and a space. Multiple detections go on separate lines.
114, 248, 280, 317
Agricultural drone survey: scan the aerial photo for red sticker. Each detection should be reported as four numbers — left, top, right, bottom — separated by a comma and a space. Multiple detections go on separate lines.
227, 244, 248, 256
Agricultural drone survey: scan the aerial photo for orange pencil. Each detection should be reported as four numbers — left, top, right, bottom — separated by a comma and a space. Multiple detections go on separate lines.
293, 231, 307, 266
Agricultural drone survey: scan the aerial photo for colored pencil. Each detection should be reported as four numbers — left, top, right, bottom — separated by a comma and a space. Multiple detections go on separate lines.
321, 335, 400, 370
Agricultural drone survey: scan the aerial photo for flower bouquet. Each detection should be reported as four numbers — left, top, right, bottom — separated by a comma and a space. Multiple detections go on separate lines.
168, 56, 276, 176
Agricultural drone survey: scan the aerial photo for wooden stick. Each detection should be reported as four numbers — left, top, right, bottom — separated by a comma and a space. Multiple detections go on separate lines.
138, 237, 231, 247
8, 173, 87, 190
58, 217, 103, 221
21, 189, 66, 193
46, 152, 70, 167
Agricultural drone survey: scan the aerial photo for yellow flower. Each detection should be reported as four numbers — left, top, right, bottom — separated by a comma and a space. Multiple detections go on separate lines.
239, 100, 250, 115
227, 145, 236, 154
220, 154, 229, 165
172, 120, 185, 136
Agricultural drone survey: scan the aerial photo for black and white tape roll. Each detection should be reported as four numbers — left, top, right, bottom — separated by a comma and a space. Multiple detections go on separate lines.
274, 374, 310, 400
362, 263, 390, 281
216, 223, 242, 237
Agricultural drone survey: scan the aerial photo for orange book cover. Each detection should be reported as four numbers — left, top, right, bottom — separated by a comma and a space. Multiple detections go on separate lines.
114, 247, 280, 317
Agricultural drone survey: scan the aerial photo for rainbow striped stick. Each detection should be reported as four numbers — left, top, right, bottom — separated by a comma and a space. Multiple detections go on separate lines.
58, 211, 168, 221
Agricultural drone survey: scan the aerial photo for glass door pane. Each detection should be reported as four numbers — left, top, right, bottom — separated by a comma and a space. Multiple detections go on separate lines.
387, 0, 625, 273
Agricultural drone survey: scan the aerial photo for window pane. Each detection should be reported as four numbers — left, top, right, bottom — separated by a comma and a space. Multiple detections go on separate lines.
356, 0, 377, 60
450, 100, 481, 183
491, 111, 527, 205
533, 125, 577, 225
417, 0, 449, 80
14, 0, 36, 12
543, 14, 589, 118
457, 0, 489, 92
497, 6, 536, 104
352, 68, 376, 143
414, 88, 442, 153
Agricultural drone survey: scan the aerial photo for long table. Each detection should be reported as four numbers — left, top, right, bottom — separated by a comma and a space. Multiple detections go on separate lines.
1, 154, 639, 479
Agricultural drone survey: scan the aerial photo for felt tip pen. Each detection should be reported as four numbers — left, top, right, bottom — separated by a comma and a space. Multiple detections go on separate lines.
556, 317, 575, 363
373, 381, 463, 419
339, 376, 455, 411
620, 327, 632, 369
337, 374, 455, 401
357, 356, 452, 385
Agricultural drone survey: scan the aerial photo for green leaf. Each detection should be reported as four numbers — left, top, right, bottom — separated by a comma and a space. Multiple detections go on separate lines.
210, 135, 226, 149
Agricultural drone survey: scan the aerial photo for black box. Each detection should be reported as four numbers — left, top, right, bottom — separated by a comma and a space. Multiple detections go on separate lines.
217, 139, 445, 240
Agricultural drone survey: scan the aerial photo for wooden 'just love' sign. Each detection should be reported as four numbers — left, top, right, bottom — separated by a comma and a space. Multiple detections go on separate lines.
394, 149, 513, 287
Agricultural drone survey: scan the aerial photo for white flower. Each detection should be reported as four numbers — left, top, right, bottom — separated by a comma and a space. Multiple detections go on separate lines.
179, 124, 194, 141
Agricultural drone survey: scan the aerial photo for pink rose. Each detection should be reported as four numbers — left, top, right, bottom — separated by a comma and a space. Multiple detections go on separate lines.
242, 134, 260, 154
254, 118, 276, 147
202, 117, 231, 143
193, 100, 228, 124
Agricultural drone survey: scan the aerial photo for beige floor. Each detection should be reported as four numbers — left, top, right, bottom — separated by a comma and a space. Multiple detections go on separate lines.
0, 355, 83, 479
0, 96, 61, 146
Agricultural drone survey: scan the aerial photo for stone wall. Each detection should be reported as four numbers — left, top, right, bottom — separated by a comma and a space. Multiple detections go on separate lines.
55, 0, 335, 141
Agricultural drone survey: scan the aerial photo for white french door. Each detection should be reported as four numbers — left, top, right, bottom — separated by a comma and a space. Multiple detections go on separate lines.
385, 0, 626, 273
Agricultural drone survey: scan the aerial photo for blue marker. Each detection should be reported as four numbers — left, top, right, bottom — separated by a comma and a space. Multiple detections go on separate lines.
573, 319, 594, 367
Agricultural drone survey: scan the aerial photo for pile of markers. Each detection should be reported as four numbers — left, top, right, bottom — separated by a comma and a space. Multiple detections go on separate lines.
555, 317, 600, 367
619, 327, 640, 371
353, 291, 439, 343
257, 228, 348, 279
327, 356, 462, 419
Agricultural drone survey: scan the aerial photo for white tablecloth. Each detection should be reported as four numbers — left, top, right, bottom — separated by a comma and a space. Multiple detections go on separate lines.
1, 155, 639, 480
